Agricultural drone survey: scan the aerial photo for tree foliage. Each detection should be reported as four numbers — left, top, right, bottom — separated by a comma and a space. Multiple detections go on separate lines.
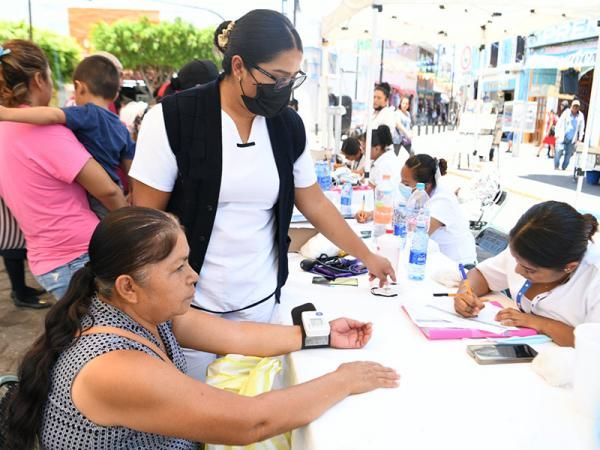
0, 21, 82, 85
91, 17, 219, 97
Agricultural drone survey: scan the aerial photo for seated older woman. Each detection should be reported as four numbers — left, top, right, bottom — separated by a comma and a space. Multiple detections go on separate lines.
5, 207, 398, 449
454, 201, 600, 347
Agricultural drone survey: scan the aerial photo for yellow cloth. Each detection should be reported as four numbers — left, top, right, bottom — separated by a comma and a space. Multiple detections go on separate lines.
205, 355, 290, 450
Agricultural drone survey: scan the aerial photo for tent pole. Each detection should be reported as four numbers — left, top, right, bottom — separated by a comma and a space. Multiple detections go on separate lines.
364, 3, 382, 183
575, 22, 600, 208
319, 40, 330, 151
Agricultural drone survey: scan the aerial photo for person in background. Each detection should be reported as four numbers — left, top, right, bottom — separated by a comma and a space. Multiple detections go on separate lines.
0, 55, 134, 219
368, 125, 406, 187
395, 96, 413, 155
554, 99, 585, 171
340, 136, 366, 176
537, 109, 557, 158
157, 59, 220, 101
454, 201, 599, 347
94, 51, 124, 115
372, 82, 396, 131
0, 40, 126, 300
130, 10, 395, 380
4, 207, 399, 450
1, 250, 46, 308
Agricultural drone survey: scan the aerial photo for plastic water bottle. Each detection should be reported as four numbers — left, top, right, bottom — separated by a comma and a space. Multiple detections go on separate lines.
373, 175, 394, 238
340, 182, 353, 217
408, 212, 429, 281
315, 160, 331, 191
406, 182, 430, 232
393, 186, 408, 240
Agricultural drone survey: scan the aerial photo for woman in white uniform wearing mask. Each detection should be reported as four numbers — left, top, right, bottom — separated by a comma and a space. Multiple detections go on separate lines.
130, 10, 394, 379
400, 154, 476, 265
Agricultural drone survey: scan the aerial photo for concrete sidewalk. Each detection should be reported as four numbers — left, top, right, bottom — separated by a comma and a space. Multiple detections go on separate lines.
0, 259, 49, 375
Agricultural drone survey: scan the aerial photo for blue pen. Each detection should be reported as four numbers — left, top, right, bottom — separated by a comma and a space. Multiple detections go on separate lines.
458, 263, 473, 295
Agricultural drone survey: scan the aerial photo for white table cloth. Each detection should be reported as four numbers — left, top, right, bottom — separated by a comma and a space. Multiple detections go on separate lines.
277, 251, 597, 450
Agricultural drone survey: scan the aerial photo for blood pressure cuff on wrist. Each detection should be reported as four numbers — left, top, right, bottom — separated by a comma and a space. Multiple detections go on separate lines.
300, 254, 367, 280
291, 302, 330, 349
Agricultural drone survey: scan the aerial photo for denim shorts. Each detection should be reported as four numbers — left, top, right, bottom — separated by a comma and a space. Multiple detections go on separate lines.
35, 253, 90, 301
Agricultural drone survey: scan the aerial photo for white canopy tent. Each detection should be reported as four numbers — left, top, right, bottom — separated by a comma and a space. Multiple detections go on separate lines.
321, 1, 600, 204
323, 1, 600, 45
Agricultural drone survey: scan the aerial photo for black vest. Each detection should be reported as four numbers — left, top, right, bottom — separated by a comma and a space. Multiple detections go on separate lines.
161, 78, 306, 302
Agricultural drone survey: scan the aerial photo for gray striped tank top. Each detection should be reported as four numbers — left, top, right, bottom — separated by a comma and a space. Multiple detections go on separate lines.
40, 296, 199, 449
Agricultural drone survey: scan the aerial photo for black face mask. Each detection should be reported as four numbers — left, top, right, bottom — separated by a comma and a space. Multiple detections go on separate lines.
240, 77, 293, 118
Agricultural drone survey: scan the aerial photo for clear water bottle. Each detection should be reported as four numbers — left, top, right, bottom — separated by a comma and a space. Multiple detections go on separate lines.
407, 212, 429, 281
373, 175, 394, 238
315, 160, 331, 191
340, 182, 353, 217
406, 182, 430, 233
393, 186, 408, 239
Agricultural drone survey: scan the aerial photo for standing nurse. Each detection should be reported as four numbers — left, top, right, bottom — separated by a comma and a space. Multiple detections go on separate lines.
130, 10, 394, 378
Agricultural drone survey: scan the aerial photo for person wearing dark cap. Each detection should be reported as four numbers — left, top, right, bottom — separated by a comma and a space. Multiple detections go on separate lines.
554, 99, 585, 170
173, 59, 219, 91
157, 60, 220, 101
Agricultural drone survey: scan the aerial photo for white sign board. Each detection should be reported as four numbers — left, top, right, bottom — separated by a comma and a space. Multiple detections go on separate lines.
502, 101, 537, 133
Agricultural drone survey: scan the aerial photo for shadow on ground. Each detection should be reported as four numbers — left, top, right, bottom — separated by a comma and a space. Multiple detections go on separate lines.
519, 173, 600, 196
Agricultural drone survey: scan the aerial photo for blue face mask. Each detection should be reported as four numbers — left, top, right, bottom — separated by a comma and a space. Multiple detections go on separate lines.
398, 184, 413, 199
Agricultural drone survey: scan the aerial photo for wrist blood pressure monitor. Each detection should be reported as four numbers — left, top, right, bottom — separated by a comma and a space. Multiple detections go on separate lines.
291, 303, 331, 349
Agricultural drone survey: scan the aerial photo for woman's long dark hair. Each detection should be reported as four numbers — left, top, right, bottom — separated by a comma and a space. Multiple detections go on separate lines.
215, 9, 303, 74
5, 207, 182, 449
509, 201, 598, 269
405, 154, 448, 189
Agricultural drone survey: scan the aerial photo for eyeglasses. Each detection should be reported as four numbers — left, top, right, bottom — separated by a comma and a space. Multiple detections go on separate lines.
249, 63, 307, 91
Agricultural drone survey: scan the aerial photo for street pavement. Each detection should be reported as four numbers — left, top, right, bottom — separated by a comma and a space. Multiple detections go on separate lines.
1, 130, 598, 375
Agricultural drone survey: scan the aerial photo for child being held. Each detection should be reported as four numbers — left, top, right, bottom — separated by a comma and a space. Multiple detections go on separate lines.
0, 55, 134, 218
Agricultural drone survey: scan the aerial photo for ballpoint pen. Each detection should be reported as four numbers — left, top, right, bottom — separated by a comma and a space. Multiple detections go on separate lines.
458, 263, 473, 295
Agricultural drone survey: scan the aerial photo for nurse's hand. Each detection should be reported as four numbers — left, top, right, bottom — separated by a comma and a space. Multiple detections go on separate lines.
329, 318, 372, 349
495, 308, 538, 329
363, 252, 396, 287
454, 291, 485, 317
355, 210, 372, 223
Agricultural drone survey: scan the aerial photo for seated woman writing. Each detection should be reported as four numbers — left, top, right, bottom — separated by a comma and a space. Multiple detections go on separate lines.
454, 201, 600, 347
5, 207, 398, 450
340, 136, 366, 177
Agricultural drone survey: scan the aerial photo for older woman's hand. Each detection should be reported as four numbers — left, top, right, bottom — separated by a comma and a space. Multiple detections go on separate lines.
329, 318, 373, 349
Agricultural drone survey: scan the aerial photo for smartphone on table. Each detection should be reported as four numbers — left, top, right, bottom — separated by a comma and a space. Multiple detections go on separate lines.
467, 344, 538, 365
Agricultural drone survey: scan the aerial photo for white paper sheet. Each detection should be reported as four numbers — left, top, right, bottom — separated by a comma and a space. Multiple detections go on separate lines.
404, 297, 518, 334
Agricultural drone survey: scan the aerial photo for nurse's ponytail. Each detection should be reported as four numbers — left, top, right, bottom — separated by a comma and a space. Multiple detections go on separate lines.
405, 154, 447, 189
510, 201, 597, 270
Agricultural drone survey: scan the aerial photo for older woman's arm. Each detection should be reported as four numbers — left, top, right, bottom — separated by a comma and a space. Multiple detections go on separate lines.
172, 308, 373, 356
72, 349, 398, 445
